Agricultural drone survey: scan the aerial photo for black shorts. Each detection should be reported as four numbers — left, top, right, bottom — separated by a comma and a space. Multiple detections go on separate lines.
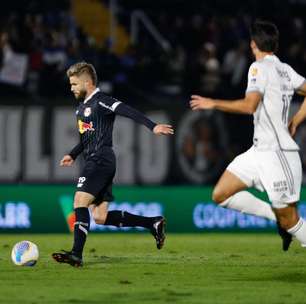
76, 149, 116, 205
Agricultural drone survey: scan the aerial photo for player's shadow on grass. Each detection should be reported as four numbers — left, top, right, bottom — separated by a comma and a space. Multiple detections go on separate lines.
269, 272, 306, 283
86, 255, 168, 266
246, 272, 306, 283
86, 255, 128, 265
65, 300, 101, 304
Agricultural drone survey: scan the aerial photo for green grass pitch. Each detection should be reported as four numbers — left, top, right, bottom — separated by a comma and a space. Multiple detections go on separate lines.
0, 233, 305, 304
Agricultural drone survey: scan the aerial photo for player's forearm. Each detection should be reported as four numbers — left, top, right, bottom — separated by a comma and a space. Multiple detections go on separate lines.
69, 142, 84, 160
115, 103, 157, 130
296, 82, 306, 96
293, 97, 306, 126
213, 99, 255, 114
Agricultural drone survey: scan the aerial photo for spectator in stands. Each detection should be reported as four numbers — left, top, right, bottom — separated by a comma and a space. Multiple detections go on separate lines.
222, 40, 248, 95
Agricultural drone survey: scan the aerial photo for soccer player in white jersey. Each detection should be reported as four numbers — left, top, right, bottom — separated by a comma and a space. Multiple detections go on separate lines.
190, 20, 306, 251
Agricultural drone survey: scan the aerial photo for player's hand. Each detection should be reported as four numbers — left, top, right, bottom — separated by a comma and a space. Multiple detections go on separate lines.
60, 155, 74, 167
153, 124, 174, 135
288, 118, 298, 137
190, 95, 216, 111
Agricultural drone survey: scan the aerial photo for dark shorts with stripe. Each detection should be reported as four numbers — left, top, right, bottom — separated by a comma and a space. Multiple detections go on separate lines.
76, 148, 116, 205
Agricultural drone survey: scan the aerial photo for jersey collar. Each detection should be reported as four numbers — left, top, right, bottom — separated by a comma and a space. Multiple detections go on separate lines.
263, 54, 279, 61
83, 88, 100, 104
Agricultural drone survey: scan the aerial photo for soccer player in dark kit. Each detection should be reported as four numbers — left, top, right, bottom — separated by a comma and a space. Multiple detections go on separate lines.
52, 62, 174, 267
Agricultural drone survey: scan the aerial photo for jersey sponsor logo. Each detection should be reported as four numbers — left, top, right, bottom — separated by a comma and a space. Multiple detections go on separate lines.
273, 180, 288, 193
84, 107, 92, 117
281, 84, 292, 92
251, 67, 258, 76
78, 120, 95, 134
276, 68, 291, 82
77, 176, 86, 187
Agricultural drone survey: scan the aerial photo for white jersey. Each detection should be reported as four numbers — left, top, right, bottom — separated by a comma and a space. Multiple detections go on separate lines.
246, 55, 305, 151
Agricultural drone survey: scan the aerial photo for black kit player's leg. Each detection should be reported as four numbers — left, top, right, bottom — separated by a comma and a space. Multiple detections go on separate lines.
52, 191, 94, 267
71, 207, 90, 257
88, 206, 165, 250
93, 183, 167, 249
104, 210, 166, 249
52, 207, 90, 267
91, 202, 167, 249
105, 210, 155, 228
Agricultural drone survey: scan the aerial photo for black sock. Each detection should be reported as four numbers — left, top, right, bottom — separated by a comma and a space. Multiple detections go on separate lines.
72, 207, 90, 259
104, 210, 155, 229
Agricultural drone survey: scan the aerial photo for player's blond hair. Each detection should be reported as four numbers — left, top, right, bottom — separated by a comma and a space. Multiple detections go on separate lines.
66, 62, 98, 86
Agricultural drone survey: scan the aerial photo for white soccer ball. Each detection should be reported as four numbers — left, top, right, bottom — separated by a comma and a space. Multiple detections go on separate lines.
11, 241, 39, 266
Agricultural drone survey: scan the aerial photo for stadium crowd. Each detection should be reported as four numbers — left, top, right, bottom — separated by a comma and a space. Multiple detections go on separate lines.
1, 0, 306, 184
0, 0, 305, 101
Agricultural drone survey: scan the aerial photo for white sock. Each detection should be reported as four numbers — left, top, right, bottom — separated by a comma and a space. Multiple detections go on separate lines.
287, 218, 306, 247
220, 191, 276, 221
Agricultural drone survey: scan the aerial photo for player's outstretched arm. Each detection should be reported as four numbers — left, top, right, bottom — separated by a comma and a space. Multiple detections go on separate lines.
189, 95, 216, 110
153, 124, 174, 135
289, 96, 306, 136
190, 92, 261, 115
115, 103, 173, 135
60, 155, 74, 167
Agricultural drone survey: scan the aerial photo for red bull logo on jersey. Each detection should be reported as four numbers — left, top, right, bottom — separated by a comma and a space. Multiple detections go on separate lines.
78, 120, 95, 134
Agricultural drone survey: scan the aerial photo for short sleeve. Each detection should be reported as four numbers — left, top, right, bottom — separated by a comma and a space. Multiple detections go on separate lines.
287, 65, 305, 90
245, 62, 267, 95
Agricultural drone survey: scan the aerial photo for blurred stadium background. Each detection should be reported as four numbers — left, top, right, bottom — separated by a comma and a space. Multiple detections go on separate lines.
1, 0, 306, 233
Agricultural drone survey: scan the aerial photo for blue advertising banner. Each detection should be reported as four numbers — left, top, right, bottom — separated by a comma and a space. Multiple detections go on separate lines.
1, 185, 306, 233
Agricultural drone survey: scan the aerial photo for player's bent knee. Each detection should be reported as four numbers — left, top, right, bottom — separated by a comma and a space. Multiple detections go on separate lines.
93, 211, 108, 225
93, 216, 105, 225
74, 201, 88, 209
74, 198, 91, 209
74, 191, 94, 208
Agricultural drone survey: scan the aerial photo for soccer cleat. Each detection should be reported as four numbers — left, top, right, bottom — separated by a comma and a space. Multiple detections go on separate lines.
276, 222, 292, 251
52, 250, 83, 267
151, 217, 166, 250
